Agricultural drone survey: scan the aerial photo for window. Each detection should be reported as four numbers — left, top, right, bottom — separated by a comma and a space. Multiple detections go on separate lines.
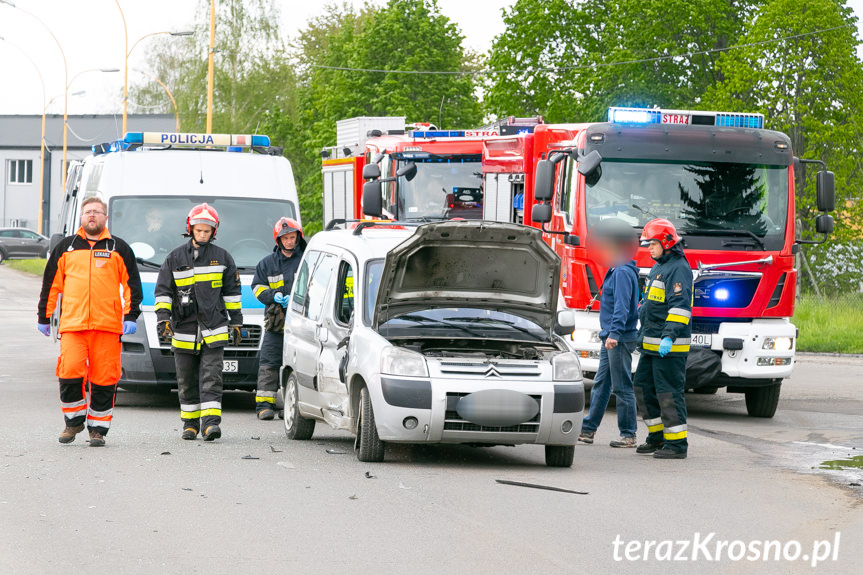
0, 230, 18, 238
305, 254, 337, 322
291, 251, 321, 314
335, 261, 354, 325
363, 259, 385, 326
19, 230, 40, 240
8, 160, 33, 184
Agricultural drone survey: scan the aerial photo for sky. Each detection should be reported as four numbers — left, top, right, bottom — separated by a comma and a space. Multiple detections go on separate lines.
0, 0, 862, 117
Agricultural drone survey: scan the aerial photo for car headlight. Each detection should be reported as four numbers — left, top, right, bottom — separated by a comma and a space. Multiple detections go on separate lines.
762, 337, 793, 351
380, 346, 428, 377
552, 352, 582, 381
571, 328, 601, 346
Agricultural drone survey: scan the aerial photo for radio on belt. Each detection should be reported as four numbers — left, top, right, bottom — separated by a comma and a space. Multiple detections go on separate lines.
123, 131, 271, 147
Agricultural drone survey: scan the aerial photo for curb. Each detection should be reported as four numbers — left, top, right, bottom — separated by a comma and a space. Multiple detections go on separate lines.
796, 351, 863, 360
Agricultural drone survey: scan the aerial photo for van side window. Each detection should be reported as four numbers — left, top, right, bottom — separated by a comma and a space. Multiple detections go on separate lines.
335, 261, 354, 325
291, 251, 321, 314
305, 254, 337, 322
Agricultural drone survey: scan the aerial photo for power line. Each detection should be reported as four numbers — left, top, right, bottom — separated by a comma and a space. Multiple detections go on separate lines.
310, 22, 857, 76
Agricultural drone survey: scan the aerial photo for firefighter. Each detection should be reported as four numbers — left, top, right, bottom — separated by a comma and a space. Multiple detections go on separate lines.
634, 218, 693, 459
251, 217, 305, 420
154, 203, 243, 441
37, 196, 143, 446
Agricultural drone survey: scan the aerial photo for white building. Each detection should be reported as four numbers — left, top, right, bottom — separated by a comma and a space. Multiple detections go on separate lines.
0, 114, 173, 235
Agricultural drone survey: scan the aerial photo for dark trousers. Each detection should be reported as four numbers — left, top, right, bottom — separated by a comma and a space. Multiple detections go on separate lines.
175, 344, 224, 431
634, 353, 688, 452
256, 331, 282, 411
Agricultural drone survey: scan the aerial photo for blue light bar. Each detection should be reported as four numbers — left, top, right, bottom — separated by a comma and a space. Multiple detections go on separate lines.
412, 130, 466, 138
607, 108, 662, 124
124, 132, 144, 144
250, 134, 270, 147
715, 113, 763, 129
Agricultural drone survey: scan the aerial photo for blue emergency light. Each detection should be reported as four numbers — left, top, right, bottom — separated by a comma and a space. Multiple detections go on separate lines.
122, 132, 271, 147
412, 130, 466, 138
607, 107, 764, 129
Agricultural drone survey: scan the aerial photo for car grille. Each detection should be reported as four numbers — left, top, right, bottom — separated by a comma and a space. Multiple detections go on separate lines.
438, 361, 542, 378
443, 392, 541, 433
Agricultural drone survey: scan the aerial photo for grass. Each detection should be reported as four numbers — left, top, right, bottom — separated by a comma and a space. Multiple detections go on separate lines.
5, 258, 47, 276
793, 293, 863, 354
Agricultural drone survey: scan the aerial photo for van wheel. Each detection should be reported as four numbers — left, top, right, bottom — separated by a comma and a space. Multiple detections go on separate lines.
356, 386, 385, 462
283, 372, 315, 440
545, 445, 575, 467
745, 382, 781, 418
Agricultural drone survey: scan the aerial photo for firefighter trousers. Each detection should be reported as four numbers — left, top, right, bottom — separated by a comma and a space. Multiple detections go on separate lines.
634, 353, 688, 452
175, 344, 224, 432
56, 330, 121, 435
255, 331, 282, 412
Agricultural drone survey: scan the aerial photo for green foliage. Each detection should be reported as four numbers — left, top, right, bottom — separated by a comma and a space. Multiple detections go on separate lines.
6, 258, 47, 276
794, 293, 863, 353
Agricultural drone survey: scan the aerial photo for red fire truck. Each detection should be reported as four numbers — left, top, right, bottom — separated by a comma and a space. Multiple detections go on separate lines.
483, 107, 836, 417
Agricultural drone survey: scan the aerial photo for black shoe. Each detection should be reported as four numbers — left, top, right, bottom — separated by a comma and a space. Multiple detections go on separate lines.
277, 410, 284, 420
181, 428, 198, 440
257, 407, 275, 421
653, 446, 687, 459
202, 425, 221, 442
636, 441, 663, 455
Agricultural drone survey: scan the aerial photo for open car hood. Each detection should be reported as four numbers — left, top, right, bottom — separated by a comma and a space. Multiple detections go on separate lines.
373, 221, 561, 333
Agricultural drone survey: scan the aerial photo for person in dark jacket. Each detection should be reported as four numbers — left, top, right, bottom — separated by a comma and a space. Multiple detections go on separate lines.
154, 203, 243, 442
634, 218, 693, 459
251, 217, 305, 419
578, 218, 640, 447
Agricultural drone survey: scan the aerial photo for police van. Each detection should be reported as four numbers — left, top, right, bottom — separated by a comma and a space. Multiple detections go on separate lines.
55, 131, 300, 393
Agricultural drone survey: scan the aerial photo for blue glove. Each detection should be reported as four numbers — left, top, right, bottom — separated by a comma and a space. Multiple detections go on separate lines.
123, 321, 137, 335
658, 337, 673, 357
38, 323, 51, 337
273, 293, 288, 308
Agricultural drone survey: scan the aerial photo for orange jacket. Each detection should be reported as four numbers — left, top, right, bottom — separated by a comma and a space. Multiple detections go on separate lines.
38, 227, 142, 334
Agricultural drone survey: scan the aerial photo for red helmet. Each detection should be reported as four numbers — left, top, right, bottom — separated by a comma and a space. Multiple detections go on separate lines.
640, 218, 681, 250
186, 203, 220, 238
273, 217, 303, 244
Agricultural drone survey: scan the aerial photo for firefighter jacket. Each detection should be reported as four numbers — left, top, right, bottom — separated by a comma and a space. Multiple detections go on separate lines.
154, 239, 243, 353
252, 245, 304, 307
38, 227, 142, 334
638, 243, 693, 356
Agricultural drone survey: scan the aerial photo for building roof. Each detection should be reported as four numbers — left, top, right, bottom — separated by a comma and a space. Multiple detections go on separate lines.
0, 114, 175, 150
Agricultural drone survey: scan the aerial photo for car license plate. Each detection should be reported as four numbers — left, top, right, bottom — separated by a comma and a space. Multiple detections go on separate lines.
223, 360, 238, 373
691, 334, 712, 347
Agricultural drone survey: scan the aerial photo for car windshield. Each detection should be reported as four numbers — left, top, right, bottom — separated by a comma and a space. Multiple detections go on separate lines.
379, 307, 547, 342
577, 160, 789, 250
109, 196, 296, 268
397, 155, 482, 221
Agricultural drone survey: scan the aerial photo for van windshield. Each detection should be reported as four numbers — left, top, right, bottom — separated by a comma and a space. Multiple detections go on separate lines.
109, 196, 297, 268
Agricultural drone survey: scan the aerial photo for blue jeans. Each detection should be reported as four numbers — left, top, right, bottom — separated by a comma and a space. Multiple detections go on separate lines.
581, 340, 637, 437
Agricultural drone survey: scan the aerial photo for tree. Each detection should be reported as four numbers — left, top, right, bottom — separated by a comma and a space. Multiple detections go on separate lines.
485, 0, 757, 122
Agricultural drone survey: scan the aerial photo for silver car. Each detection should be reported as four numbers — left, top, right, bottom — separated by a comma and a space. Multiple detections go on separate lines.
281, 220, 585, 466
0, 228, 49, 263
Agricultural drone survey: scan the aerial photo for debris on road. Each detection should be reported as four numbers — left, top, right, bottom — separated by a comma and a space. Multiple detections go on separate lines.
348, 494, 358, 500
495, 479, 588, 495
365, 471, 376, 479
326, 449, 347, 454
160, 451, 171, 455
241, 455, 260, 460
269, 445, 283, 453
181, 488, 193, 491
251, 436, 260, 440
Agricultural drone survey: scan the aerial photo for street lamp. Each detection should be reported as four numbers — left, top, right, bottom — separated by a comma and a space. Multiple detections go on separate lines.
62, 68, 119, 186
132, 69, 181, 131
115, 0, 193, 133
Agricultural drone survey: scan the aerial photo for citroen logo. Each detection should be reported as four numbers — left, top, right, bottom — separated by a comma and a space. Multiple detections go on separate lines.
484, 365, 501, 378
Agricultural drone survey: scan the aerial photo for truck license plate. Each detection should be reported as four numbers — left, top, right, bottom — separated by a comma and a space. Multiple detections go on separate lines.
691, 334, 712, 347
223, 360, 238, 373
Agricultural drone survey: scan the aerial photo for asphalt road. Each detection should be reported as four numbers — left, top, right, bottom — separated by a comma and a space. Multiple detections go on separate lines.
1, 264, 861, 575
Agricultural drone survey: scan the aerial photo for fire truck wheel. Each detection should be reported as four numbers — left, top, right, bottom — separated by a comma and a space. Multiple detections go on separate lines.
744, 382, 781, 418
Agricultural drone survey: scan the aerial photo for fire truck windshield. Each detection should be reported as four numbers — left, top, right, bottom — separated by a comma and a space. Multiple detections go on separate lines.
395, 155, 482, 221
578, 160, 789, 251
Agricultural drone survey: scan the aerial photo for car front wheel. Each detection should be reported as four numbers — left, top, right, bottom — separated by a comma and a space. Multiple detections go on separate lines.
356, 386, 385, 462
545, 445, 575, 467
283, 372, 315, 440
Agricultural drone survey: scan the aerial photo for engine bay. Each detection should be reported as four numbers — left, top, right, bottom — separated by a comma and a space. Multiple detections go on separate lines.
391, 337, 563, 361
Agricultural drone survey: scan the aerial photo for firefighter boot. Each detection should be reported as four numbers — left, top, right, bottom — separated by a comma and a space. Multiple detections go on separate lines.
181, 427, 198, 440
58, 424, 85, 444
255, 364, 279, 420
203, 424, 222, 442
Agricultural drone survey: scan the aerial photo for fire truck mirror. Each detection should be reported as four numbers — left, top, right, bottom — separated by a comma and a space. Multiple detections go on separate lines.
532, 203, 552, 223
815, 214, 834, 235
396, 162, 418, 182
362, 163, 381, 180
577, 150, 602, 178
362, 181, 383, 218
534, 160, 555, 201
816, 171, 835, 212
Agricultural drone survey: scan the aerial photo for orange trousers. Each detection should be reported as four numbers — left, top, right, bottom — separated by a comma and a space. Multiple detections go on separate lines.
56, 330, 121, 433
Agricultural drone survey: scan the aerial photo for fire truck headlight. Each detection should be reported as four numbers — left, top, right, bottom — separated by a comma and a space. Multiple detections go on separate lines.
571, 329, 601, 345
762, 337, 793, 351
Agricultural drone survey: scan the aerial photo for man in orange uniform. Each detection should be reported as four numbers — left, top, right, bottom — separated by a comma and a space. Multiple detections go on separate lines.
37, 197, 143, 447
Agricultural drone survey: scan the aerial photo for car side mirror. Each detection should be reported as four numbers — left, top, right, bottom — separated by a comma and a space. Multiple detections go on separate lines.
816, 171, 835, 212
534, 159, 554, 201
555, 309, 576, 335
532, 203, 552, 224
815, 214, 834, 235
362, 181, 383, 218
362, 163, 381, 180
577, 150, 602, 177
397, 162, 417, 182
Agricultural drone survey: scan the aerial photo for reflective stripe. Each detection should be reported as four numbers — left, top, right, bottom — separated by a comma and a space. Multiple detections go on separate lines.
648, 423, 664, 433
644, 417, 662, 426
267, 274, 283, 284
181, 410, 202, 419
223, 295, 241, 310
647, 285, 665, 302
201, 325, 229, 345
61, 399, 87, 410
666, 314, 690, 325
664, 429, 688, 440
642, 342, 691, 353
256, 391, 277, 398
253, 284, 267, 297
203, 333, 229, 345
667, 307, 691, 318
195, 272, 223, 283
173, 270, 194, 280
650, 280, 666, 290
87, 408, 113, 419
181, 403, 201, 412
155, 302, 172, 311
201, 408, 222, 417
256, 396, 276, 404
665, 424, 687, 434
195, 265, 226, 275
172, 333, 200, 350
201, 401, 221, 410
268, 280, 284, 289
